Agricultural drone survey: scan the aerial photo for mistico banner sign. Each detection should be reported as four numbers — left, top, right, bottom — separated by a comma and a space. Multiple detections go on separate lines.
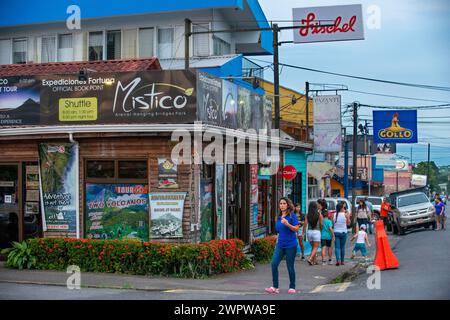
293, 4, 364, 43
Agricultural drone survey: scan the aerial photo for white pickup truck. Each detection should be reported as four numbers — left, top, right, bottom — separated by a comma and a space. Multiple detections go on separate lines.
388, 189, 435, 235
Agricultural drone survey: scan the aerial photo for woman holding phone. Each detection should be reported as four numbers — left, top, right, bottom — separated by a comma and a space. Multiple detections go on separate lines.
265, 197, 300, 294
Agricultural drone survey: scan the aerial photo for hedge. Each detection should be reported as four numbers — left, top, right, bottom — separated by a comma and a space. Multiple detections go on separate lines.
251, 236, 277, 263
6, 238, 247, 278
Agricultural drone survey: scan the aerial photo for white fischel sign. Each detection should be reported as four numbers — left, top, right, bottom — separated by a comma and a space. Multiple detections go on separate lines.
293, 4, 364, 44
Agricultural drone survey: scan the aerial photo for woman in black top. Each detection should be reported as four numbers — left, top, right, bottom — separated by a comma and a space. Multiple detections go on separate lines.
294, 203, 305, 260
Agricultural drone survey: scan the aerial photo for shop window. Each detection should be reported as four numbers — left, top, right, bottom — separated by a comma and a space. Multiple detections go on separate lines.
86, 160, 115, 179
118, 161, 147, 179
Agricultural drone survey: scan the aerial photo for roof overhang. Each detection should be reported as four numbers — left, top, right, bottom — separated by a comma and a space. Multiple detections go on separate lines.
0, 124, 312, 149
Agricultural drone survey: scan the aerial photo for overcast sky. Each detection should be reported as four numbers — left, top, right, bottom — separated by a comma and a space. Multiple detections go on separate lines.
253, 0, 450, 166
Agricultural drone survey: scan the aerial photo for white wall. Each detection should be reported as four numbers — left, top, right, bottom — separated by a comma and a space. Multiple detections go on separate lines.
0, 9, 243, 64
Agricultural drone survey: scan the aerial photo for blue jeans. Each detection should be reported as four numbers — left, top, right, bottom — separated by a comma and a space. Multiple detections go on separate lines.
334, 232, 347, 263
271, 245, 297, 289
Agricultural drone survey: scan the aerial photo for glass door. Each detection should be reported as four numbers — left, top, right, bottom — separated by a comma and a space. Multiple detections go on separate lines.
0, 164, 19, 248
22, 162, 42, 240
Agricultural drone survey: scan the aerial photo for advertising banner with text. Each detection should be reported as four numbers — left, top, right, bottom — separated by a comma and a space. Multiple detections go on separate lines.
38, 143, 79, 237
1, 71, 197, 126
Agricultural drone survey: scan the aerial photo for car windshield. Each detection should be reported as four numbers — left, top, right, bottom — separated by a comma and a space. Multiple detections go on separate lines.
368, 197, 382, 205
326, 201, 336, 210
398, 194, 429, 207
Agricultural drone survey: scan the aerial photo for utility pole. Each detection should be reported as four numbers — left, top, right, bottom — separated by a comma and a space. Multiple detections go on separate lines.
427, 143, 431, 193
184, 19, 191, 70
273, 23, 280, 130
368, 138, 371, 196
352, 102, 358, 231
305, 81, 310, 140
344, 128, 349, 198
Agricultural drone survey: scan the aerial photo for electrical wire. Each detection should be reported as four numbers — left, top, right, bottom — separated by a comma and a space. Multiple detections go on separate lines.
248, 58, 450, 92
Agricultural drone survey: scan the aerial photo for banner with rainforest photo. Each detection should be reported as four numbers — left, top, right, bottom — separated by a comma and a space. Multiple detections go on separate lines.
38, 143, 79, 238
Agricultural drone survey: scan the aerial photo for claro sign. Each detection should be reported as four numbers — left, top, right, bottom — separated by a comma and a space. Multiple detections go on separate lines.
293, 4, 364, 43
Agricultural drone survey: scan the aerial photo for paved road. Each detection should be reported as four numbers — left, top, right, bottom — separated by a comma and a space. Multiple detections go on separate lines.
1, 227, 448, 300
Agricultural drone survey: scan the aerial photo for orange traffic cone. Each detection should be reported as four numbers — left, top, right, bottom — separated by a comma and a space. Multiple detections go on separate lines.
374, 220, 399, 270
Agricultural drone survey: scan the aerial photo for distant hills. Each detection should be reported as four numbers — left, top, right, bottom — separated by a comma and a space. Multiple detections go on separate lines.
0, 98, 39, 115
156, 212, 181, 222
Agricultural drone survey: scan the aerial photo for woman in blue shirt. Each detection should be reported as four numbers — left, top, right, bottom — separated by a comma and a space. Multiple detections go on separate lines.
434, 197, 445, 231
265, 197, 299, 294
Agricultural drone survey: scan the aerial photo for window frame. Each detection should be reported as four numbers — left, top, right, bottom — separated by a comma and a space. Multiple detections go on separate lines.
12, 38, 28, 64
137, 27, 155, 58
0, 38, 12, 64
85, 158, 148, 184
157, 26, 175, 59
40, 35, 57, 63
192, 23, 211, 57
57, 33, 74, 62
106, 29, 122, 60
87, 31, 105, 61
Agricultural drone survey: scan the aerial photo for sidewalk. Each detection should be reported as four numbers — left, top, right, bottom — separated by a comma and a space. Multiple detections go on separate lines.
0, 233, 401, 294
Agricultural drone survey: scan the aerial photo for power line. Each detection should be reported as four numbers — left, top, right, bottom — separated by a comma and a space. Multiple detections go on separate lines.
249, 58, 450, 92
347, 90, 450, 104
359, 103, 450, 110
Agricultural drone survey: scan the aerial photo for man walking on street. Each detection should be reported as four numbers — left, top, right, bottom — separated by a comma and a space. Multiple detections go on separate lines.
380, 197, 392, 232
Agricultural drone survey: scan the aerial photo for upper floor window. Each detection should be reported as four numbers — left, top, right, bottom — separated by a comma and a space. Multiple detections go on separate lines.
213, 36, 231, 56
193, 24, 210, 57
0, 39, 11, 64
158, 28, 173, 59
58, 34, 73, 62
41, 36, 56, 63
106, 30, 121, 60
139, 28, 154, 58
89, 31, 103, 61
13, 38, 27, 64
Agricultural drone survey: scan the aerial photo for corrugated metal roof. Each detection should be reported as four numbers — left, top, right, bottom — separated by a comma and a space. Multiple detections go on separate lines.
0, 58, 161, 77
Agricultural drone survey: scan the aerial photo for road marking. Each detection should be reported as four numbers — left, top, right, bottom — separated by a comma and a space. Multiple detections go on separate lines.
337, 282, 352, 292
310, 282, 352, 293
163, 288, 265, 295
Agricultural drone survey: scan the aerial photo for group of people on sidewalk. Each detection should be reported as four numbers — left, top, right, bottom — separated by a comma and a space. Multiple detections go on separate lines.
265, 197, 372, 294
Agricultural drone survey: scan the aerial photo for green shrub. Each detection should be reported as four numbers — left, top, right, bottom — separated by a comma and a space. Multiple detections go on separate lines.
6, 238, 246, 279
251, 236, 277, 263
3, 241, 37, 270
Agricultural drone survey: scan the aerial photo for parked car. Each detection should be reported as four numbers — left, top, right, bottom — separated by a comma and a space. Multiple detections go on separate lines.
309, 198, 352, 221
388, 188, 435, 235
354, 195, 384, 218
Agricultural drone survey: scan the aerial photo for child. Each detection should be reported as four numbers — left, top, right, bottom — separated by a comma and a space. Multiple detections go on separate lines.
351, 224, 371, 259
321, 211, 335, 265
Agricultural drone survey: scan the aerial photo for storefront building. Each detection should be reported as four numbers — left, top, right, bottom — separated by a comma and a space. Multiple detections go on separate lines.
0, 58, 308, 247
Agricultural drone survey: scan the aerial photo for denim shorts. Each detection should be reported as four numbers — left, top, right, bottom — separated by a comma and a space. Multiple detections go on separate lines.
353, 243, 367, 256
307, 230, 321, 242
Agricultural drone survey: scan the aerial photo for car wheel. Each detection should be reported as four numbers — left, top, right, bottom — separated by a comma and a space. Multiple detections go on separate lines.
398, 222, 405, 235
392, 223, 399, 234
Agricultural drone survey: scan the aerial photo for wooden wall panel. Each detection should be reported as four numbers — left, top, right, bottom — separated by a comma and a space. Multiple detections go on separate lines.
0, 136, 196, 243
